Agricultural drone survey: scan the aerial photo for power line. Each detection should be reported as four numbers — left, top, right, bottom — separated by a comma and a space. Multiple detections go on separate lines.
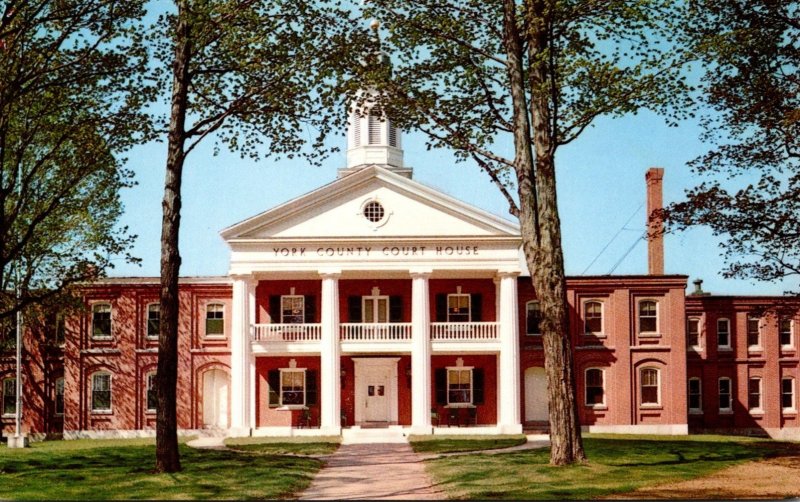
581, 202, 643, 275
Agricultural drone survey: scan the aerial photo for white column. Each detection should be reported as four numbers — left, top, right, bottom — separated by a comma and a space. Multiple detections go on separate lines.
498, 270, 522, 434
319, 270, 342, 434
410, 269, 432, 433
230, 274, 254, 436
247, 281, 257, 430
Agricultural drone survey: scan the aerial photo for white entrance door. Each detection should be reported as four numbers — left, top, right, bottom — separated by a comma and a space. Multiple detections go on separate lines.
364, 371, 390, 422
525, 367, 549, 422
203, 369, 229, 428
353, 357, 400, 425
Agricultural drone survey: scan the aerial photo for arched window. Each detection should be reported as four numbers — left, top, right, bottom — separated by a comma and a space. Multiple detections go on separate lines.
2, 377, 16, 415
526, 301, 542, 336
205, 303, 225, 337
584, 301, 603, 335
585, 368, 605, 407
782, 378, 795, 412
640, 367, 660, 406
747, 315, 761, 349
748, 377, 762, 412
688, 377, 702, 413
716, 318, 731, 349
146, 303, 160, 339
718, 377, 732, 412
146, 372, 157, 413
638, 300, 658, 334
687, 317, 701, 350
92, 303, 112, 339
91, 372, 112, 412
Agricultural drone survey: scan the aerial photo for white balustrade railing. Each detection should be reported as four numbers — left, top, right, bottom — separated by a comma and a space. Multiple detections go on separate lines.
340, 323, 412, 342
430, 322, 499, 341
252, 323, 321, 342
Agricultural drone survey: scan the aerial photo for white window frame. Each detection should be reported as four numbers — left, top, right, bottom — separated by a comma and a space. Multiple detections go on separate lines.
91, 303, 112, 340
2, 377, 16, 416
687, 317, 702, 351
55, 377, 65, 416
279, 369, 307, 408
746, 315, 761, 351
91, 372, 112, 413
446, 294, 471, 323
526, 300, 542, 336
446, 367, 474, 407
782, 377, 796, 413
688, 377, 703, 414
205, 303, 225, 338
583, 300, 604, 337
584, 368, 606, 408
146, 303, 160, 340
281, 295, 305, 324
719, 377, 733, 413
748, 377, 763, 413
779, 318, 794, 349
717, 318, 731, 351
639, 367, 661, 407
638, 300, 659, 336
145, 372, 157, 413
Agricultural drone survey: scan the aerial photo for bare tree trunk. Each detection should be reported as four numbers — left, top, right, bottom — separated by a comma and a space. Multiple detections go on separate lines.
156, 0, 191, 474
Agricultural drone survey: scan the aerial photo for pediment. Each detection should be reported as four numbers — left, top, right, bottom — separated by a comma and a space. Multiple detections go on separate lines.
220, 165, 519, 241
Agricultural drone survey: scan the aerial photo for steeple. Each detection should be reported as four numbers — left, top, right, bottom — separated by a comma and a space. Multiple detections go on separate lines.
338, 21, 411, 179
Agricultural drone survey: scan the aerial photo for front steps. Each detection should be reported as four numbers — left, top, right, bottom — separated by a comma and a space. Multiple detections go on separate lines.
341, 425, 407, 444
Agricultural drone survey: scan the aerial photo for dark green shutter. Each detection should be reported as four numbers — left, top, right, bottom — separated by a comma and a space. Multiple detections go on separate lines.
306, 370, 318, 405
348, 296, 362, 322
435, 294, 447, 322
268, 370, 280, 407
269, 296, 281, 323
470, 294, 483, 322
389, 296, 403, 322
473, 368, 484, 404
435, 368, 447, 405
304, 296, 316, 323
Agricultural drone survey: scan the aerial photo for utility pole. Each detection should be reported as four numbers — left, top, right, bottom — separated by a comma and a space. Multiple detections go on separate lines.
8, 168, 26, 449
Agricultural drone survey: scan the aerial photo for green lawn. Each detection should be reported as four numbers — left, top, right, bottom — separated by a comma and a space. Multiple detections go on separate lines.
421, 434, 794, 499
409, 434, 527, 454
0, 438, 322, 499
225, 436, 341, 456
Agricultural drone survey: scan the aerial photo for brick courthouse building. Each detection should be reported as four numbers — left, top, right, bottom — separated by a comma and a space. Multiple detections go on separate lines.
2, 105, 799, 441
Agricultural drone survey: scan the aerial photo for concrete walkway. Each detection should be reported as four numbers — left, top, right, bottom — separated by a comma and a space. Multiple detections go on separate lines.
299, 434, 445, 500
185, 436, 227, 450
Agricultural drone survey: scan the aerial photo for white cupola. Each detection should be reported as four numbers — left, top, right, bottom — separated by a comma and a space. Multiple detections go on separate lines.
338, 21, 411, 179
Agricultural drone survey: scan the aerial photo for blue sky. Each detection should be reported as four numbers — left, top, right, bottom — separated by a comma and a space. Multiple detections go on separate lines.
110, 2, 794, 296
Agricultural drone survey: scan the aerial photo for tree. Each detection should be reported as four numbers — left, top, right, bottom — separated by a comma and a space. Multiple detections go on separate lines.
152, 0, 358, 472
362, 0, 690, 464
0, 1, 149, 328
663, 1, 799, 292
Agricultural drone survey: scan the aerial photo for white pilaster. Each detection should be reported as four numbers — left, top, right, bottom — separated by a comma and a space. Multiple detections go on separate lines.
320, 270, 342, 434
230, 275, 254, 436
410, 269, 432, 434
498, 271, 522, 434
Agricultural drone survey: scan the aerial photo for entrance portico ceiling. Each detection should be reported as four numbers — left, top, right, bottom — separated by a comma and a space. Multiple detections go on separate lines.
221, 165, 524, 276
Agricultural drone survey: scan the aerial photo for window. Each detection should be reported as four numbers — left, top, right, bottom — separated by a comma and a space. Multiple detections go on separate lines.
688, 378, 702, 413
362, 201, 385, 223
388, 120, 398, 147
687, 318, 701, 350
639, 300, 658, 334
280, 370, 306, 406
91, 372, 112, 412
205, 303, 224, 337
352, 110, 361, 147
54, 314, 65, 346
747, 316, 761, 349
782, 378, 795, 411
585, 368, 605, 406
447, 294, 471, 323
55, 377, 64, 416
717, 318, 731, 350
447, 368, 472, 404
281, 296, 305, 324
748, 377, 762, 411
526, 301, 542, 335
146, 304, 160, 339
719, 377, 732, 412
146, 373, 157, 412
2, 377, 16, 415
640, 367, 660, 406
584, 301, 603, 335
780, 318, 793, 348
368, 114, 381, 144
92, 303, 112, 339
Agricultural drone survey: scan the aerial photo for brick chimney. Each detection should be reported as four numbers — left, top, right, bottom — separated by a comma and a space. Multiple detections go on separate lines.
645, 167, 665, 275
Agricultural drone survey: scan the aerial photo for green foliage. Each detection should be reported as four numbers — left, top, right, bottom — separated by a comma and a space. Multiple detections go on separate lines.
423, 435, 792, 499
0, 0, 153, 323
664, 1, 799, 291
0, 439, 321, 499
